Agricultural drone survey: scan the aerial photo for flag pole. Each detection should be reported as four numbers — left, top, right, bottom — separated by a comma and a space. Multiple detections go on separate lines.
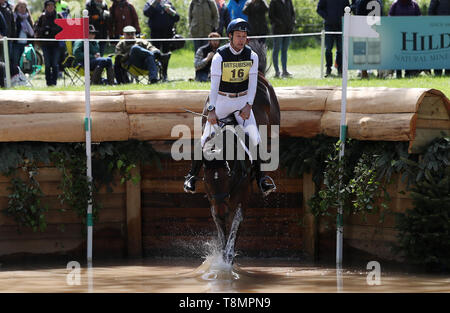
82, 9, 93, 264
336, 6, 351, 267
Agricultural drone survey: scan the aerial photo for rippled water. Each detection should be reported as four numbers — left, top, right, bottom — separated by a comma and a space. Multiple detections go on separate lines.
0, 255, 449, 293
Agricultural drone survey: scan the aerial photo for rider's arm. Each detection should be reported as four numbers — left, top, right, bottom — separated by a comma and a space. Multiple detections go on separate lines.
209, 53, 223, 109
246, 51, 259, 106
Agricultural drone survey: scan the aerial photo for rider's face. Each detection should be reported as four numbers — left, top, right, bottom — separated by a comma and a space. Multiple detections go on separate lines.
229, 31, 247, 51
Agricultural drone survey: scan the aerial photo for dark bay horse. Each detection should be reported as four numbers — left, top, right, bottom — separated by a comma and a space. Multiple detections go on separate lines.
201, 40, 280, 264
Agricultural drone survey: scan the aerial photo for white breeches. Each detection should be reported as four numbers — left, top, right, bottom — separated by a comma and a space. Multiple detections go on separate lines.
201, 94, 261, 147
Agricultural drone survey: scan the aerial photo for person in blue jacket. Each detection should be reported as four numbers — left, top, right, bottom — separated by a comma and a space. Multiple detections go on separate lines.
227, 0, 247, 20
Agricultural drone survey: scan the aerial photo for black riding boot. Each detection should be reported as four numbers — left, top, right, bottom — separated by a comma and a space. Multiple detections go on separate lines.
184, 159, 203, 193
184, 140, 204, 193
253, 157, 276, 197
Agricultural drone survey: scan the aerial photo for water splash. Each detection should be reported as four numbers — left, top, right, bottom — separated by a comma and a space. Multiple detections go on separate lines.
224, 206, 243, 264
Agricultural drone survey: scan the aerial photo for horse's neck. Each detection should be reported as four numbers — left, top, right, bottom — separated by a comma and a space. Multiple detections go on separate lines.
258, 71, 270, 89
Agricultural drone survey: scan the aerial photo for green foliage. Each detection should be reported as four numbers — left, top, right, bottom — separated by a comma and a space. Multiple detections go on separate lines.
0, 141, 162, 233
3, 163, 48, 232
281, 137, 398, 221
51, 143, 99, 225
280, 135, 335, 188
394, 136, 450, 270
281, 135, 450, 269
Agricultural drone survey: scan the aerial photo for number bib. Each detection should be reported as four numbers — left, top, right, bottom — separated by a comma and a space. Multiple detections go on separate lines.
221, 61, 253, 83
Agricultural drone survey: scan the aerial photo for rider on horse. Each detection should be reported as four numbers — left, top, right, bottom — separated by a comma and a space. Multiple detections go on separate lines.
183, 18, 276, 197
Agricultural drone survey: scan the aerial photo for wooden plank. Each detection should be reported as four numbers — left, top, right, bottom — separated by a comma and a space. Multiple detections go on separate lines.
0, 167, 62, 183
275, 87, 329, 111
393, 197, 414, 213
142, 235, 303, 252
417, 95, 449, 120
280, 111, 322, 138
345, 238, 403, 261
416, 119, 450, 129
124, 88, 329, 113
0, 91, 125, 114
141, 178, 302, 194
0, 112, 129, 142
0, 238, 83, 256
142, 207, 302, 220
142, 191, 302, 210
142, 159, 294, 179
345, 212, 397, 228
325, 87, 427, 113
142, 218, 302, 237
0, 222, 123, 240
0, 181, 125, 197
129, 113, 201, 140
343, 225, 399, 242
124, 90, 208, 113
410, 128, 450, 153
0, 236, 126, 257
321, 111, 416, 141
126, 165, 142, 257
0, 205, 124, 226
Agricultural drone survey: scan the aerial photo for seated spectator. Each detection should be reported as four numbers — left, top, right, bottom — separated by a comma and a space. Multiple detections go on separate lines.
243, 0, 269, 44
73, 25, 114, 85
388, 0, 421, 78
86, 0, 110, 56
194, 32, 220, 82
109, 0, 141, 40
114, 25, 160, 84
428, 0, 449, 76
12, 0, 34, 70
34, 0, 63, 86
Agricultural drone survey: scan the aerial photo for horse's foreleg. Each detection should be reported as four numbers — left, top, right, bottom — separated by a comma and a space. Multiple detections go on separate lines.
211, 205, 226, 252
224, 205, 243, 264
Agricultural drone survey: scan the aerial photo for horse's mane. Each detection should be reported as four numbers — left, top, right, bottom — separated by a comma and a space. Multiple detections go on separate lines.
248, 40, 268, 75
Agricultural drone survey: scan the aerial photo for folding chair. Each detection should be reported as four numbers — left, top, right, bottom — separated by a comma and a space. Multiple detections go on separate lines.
61, 41, 85, 86
122, 52, 168, 84
19, 44, 42, 86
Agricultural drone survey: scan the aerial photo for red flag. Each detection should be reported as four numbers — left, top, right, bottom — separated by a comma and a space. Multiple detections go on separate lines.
55, 17, 89, 40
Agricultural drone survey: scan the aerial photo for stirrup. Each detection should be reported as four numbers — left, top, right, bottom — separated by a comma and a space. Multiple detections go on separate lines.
258, 175, 276, 197
183, 174, 197, 194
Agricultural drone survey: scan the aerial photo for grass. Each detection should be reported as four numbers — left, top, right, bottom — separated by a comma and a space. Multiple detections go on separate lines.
14, 47, 450, 98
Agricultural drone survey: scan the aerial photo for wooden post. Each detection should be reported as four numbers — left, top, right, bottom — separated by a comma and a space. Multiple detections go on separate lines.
302, 172, 318, 261
126, 164, 142, 257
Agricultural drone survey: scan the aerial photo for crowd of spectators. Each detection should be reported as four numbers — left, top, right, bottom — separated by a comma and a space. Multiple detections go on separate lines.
0, 0, 448, 87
